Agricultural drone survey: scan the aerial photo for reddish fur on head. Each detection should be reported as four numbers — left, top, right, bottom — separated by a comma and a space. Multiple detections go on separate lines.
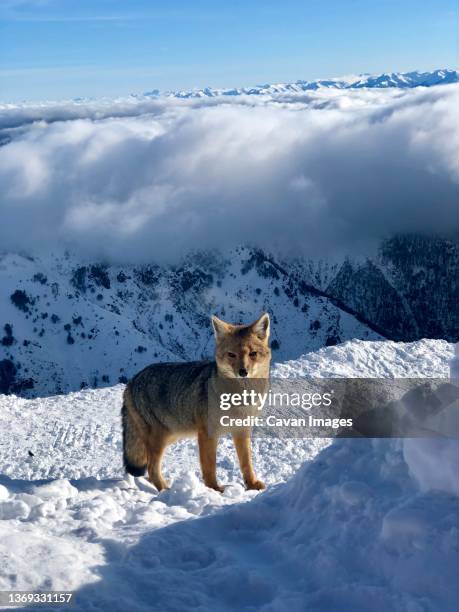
212, 313, 271, 378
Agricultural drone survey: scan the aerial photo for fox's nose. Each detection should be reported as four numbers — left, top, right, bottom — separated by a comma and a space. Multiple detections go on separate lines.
239, 368, 248, 378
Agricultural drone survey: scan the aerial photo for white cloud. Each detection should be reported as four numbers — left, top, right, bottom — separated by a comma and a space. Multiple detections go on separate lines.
0, 86, 458, 263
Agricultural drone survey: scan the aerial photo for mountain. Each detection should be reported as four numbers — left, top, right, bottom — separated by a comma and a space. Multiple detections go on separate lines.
143, 69, 459, 99
0, 234, 457, 397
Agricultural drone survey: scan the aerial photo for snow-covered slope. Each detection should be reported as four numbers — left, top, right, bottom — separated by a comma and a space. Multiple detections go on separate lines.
1, 235, 457, 397
0, 248, 379, 396
0, 339, 456, 611
274, 338, 454, 378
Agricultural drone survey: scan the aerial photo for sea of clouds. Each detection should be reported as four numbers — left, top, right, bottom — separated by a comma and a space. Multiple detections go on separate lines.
0, 85, 458, 263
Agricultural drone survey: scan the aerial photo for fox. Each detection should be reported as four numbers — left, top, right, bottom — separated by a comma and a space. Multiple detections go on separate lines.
122, 313, 271, 492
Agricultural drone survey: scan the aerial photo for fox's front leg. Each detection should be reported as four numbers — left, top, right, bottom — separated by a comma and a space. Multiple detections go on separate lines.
232, 434, 265, 490
198, 430, 224, 492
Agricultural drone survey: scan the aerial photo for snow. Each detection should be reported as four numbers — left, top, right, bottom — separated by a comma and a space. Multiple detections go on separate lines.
0, 338, 457, 610
273, 338, 454, 378
403, 439, 459, 495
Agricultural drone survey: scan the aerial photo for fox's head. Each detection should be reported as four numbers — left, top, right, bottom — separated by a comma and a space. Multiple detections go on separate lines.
211, 313, 271, 378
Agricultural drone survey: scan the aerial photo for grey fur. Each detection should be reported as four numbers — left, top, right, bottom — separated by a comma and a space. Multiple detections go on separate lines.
129, 360, 216, 432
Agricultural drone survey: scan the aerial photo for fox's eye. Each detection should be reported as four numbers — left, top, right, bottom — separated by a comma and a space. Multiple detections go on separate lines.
249, 351, 257, 358
227, 352, 236, 359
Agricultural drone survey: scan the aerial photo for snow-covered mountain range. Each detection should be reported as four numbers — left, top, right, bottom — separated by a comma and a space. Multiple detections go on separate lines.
1, 234, 457, 396
144, 68, 459, 99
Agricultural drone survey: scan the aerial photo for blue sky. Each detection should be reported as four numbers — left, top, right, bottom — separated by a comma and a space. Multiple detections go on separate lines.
1, 0, 458, 101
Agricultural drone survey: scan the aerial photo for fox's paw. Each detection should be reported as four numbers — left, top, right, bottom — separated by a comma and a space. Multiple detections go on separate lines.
207, 483, 225, 493
246, 479, 266, 491
149, 478, 170, 492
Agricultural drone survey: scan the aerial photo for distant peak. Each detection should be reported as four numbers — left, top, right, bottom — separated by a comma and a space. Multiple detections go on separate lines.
143, 69, 459, 99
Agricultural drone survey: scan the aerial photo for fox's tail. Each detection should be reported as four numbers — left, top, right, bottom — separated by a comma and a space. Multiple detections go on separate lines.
122, 387, 147, 477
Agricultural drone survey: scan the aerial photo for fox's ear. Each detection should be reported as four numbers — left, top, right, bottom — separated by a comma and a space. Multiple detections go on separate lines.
211, 315, 231, 338
251, 313, 270, 341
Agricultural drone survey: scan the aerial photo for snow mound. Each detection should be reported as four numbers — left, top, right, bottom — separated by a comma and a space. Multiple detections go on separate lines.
122, 438, 453, 611
12, 438, 453, 611
404, 439, 459, 495
273, 338, 454, 378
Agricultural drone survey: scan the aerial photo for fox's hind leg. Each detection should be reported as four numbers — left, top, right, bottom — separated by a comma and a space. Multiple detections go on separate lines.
146, 427, 170, 491
122, 398, 147, 477
198, 430, 224, 492
232, 434, 265, 490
